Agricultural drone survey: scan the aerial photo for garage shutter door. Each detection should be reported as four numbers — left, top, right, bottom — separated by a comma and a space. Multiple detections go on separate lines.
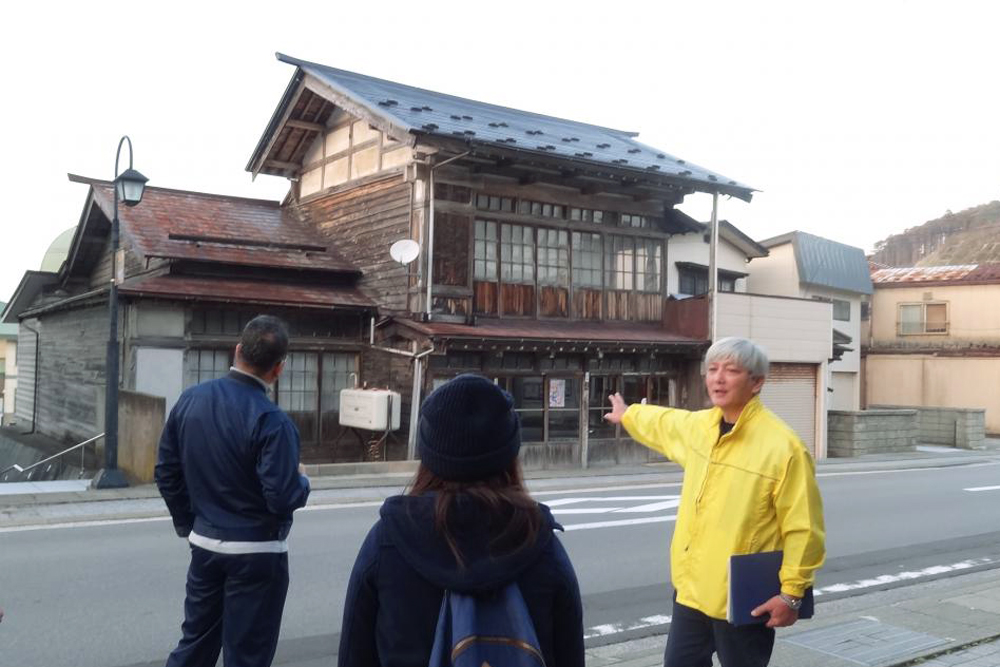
760, 363, 817, 455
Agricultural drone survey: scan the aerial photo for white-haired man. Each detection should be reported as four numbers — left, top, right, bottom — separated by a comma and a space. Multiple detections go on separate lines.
604, 337, 825, 667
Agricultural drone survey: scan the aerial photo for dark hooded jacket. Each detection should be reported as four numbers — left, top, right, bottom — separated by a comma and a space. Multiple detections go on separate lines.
338, 494, 584, 667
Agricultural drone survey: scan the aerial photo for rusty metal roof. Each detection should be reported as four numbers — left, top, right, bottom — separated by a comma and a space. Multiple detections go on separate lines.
118, 274, 375, 309
869, 264, 1000, 286
395, 318, 705, 347
89, 182, 359, 274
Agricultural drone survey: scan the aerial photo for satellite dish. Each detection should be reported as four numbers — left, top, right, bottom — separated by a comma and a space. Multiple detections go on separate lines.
389, 239, 420, 265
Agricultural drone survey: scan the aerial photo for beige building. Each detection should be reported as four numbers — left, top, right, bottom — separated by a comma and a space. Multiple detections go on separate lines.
747, 231, 873, 412
866, 264, 1000, 434
666, 219, 767, 298
0, 306, 16, 424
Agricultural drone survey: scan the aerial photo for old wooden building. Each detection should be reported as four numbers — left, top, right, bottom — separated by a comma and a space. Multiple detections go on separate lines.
246, 54, 755, 467
2, 178, 377, 463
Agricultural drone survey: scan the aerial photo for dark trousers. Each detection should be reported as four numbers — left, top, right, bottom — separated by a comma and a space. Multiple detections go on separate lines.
166, 545, 290, 667
664, 598, 775, 667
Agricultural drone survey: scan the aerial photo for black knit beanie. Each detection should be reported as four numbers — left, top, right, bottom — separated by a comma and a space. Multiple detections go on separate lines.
417, 374, 522, 482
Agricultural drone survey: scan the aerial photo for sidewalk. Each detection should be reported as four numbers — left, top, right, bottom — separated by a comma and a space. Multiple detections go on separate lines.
587, 567, 1000, 667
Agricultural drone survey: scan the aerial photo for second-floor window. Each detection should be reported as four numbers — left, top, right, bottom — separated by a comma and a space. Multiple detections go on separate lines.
606, 236, 635, 291
899, 302, 948, 335
677, 266, 736, 295
474, 219, 498, 280
636, 239, 662, 293
571, 232, 602, 288
813, 296, 851, 321
537, 228, 569, 286
500, 224, 534, 284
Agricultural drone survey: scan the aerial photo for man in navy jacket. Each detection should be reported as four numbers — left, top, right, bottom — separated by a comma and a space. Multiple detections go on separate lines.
156, 315, 310, 667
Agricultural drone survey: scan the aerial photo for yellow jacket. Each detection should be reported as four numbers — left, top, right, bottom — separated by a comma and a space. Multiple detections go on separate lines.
622, 395, 825, 620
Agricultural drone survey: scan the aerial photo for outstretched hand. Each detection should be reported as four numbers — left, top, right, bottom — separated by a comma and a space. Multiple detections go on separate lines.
603, 392, 628, 425
751, 595, 799, 628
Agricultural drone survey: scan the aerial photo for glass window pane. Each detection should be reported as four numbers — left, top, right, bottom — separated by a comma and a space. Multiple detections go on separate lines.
926, 304, 947, 332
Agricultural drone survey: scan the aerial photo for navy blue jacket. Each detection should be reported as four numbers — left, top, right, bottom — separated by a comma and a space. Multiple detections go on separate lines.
338, 494, 584, 667
155, 370, 310, 541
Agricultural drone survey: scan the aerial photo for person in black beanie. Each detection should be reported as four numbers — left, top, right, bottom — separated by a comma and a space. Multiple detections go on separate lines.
338, 374, 585, 667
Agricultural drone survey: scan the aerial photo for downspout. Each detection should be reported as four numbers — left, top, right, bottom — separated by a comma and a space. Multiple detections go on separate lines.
708, 191, 720, 342
368, 315, 434, 461
19, 322, 40, 435
425, 151, 471, 320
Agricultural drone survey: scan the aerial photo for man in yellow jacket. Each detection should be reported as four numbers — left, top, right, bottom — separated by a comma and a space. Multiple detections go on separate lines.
604, 337, 825, 667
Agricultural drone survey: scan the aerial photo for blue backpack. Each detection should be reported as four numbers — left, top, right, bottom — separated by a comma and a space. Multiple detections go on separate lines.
428, 582, 545, 667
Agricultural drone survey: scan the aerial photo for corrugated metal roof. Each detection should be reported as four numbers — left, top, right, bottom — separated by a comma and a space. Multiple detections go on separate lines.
89, 183, 360, 275
870, 264, 1000, 285
118, 275, 375, 309
395, 318, 704, 346
273, 53, 754, 201
762, 231, 873, 294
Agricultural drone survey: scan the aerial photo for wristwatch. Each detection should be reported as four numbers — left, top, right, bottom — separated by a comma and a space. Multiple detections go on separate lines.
779, 593, 803, 611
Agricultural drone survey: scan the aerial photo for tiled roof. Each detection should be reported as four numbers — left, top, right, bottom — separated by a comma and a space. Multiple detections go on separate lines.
118, 274, 375, 309
395, 318, 705, 346
871, 264, 1000, 286
268, 54, 754, 201
761, 231, 873, 294
89, 183, 359, 274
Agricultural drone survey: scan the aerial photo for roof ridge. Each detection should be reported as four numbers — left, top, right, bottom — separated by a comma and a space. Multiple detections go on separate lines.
69, 173, 281, 207
276, 52, 640, 137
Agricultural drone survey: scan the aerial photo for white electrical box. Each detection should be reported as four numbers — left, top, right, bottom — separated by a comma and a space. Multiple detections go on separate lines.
339, 388, 402, 431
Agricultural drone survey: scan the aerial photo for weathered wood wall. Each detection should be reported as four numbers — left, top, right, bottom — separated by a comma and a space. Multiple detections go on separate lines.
33, 306, 108, 443
293, 174, 412, 313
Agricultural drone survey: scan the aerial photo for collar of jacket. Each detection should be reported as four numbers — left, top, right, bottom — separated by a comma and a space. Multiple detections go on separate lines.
226, 369, 269, 393
708, 394, 763, 439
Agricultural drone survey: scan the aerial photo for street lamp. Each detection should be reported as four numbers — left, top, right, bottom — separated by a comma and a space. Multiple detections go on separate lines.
91, 136, 148, 489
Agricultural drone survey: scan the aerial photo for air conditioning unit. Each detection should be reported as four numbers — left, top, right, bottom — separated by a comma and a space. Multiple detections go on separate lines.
339, 388, 401, 431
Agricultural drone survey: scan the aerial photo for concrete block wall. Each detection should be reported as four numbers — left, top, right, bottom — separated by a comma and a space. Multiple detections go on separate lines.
828, 409, 918, 457
870, 405, 986, 449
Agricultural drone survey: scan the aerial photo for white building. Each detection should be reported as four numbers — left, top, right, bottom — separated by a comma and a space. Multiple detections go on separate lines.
747, 231, 874, 412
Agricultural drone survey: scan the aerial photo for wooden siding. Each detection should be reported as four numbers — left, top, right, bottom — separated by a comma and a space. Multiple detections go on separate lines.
573, 288, 602, 320
539, 286, 569, 318
474, 281, 498, 315
294, 175, 411, 313
501, 284, 535, 317
14, 321, 37, 425
635, 293, 663, 322
433, 213, 470, 287
606, 291, 631, 320
34, 306, 108, 442
360, 348, 414, 461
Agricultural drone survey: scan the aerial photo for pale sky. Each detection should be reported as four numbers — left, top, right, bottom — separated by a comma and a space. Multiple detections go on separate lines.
2, 0, 998, 303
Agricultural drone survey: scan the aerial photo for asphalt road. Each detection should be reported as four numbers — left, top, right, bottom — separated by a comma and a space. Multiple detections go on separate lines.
2, 459, 1000, 667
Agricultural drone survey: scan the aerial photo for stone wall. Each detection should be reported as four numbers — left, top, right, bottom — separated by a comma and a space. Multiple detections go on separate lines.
827, 409, 918, 457
871, 405, 986, 449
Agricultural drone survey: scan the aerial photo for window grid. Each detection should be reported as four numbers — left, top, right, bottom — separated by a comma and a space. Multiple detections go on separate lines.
899, 303, 948, 335
568, 208, 605, 223
518, 200, 564, 219
605, 236, 635, 291
474, 219, 498, 280
278, 352, 318, 413
501, 224, 534, 284
185, 349, 231, 387
636, 239, 662, 293
476, 194, 514, 212
537, 228, 569, 286
620, 213, 650, 229
571, 233, 603, 288
320, 353, 357, 414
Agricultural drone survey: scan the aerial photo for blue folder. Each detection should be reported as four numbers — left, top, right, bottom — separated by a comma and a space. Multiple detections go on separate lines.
728, 550, 814, 626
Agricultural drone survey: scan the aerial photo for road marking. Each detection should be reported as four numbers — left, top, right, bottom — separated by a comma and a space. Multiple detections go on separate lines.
0, 516, 170, 533
964, 485, 1000, 492
813, 557, 996, 595
563, 515, 677, 531
585, 614, 672, 639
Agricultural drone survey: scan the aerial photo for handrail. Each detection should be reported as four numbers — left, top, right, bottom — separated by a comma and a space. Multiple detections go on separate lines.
0, 433, 105, 478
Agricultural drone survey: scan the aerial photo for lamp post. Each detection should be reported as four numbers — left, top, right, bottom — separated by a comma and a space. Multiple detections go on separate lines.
91, 136, 148, 489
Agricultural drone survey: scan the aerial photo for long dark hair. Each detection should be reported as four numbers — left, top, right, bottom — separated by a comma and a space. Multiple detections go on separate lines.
407, 458, 543, 567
